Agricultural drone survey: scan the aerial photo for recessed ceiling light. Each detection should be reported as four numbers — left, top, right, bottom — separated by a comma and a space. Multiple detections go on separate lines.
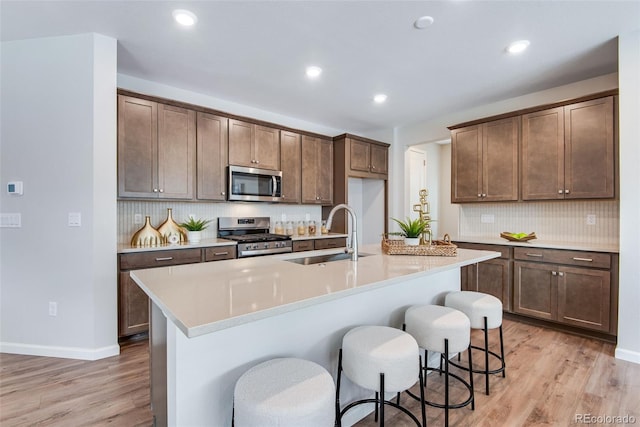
507, 40, 530, 54
414, 15, 435, 29
306, 66, 322, 79
173, 9, 198, 27
373, 94, 388, 104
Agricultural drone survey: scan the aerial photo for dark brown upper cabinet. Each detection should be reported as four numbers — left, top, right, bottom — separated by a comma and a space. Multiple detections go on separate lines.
451, 116, 519, 203
301, 135, 333, 205
118, 95, 196, 199
228, 119, 280, 171
348, 138, 389, 178
196, 112, 228, 201
522, 96, 615, 200
280, 130, 301, 204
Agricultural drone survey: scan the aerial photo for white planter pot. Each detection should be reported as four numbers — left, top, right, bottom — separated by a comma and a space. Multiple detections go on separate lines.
404, 237, 421, 246
187, 230, 202, 244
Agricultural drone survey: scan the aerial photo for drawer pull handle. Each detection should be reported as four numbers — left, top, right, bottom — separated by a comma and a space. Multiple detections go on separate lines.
213, 252, 229, 256
155, 257, 174, 261
572, 257, 593, 262
525, 253, 543, 257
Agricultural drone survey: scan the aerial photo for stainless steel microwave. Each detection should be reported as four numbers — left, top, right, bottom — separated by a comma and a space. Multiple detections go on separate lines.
228, 165, 283, 202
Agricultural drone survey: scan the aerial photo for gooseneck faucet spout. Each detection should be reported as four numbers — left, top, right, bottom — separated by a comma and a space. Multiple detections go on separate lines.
325, 203, 359, 261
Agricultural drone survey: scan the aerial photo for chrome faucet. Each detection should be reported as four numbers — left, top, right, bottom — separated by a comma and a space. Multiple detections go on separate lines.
325, 203, 359, 261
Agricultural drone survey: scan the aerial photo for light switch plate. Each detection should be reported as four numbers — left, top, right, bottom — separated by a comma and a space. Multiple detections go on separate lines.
68, 212, 81, 227
481, 214, 495, 224
586, 214, 597, 225
0, 213, 21, 228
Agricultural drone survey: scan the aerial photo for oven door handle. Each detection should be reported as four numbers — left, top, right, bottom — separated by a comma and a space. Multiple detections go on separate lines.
272, 175, 277, 197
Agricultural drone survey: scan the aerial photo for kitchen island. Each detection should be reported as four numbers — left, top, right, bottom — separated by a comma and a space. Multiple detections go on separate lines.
131, 244, 500, 426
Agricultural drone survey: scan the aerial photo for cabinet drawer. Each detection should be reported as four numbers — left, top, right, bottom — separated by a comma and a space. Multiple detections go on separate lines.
293, 240, 314, 252
204, 246, 237, 262
454, 242, 511, 259
119, 248, 202, 270
513, 247, 611, 269
314, 238, 347, 250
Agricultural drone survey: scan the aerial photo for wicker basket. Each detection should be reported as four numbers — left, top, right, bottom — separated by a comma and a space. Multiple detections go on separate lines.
381, 234, 457, 257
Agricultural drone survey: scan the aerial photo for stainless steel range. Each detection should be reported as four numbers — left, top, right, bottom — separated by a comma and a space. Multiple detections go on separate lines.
217, 217, 292, 258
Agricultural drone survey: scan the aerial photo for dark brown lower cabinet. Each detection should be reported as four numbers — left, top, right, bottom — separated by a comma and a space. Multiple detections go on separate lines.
118, 246, 235, 338
293, 237, 347, 252
514, 260, 611, 332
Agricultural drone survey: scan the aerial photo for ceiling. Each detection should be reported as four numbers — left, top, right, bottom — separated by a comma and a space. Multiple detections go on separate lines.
2, 1, 639, 135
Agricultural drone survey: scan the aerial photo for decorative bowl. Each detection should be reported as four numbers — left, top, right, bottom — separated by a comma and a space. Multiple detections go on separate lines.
500, 232, 537, 242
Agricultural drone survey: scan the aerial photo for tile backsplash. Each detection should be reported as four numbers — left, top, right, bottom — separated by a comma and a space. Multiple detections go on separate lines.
459, 200, 619, 245
118, 201, 322, 244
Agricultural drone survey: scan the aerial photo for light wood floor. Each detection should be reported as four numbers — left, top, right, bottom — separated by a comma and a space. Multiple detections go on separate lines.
1, 320, 638, 427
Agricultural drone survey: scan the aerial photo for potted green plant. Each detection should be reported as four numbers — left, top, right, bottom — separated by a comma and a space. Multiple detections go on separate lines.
179, 217, 212, 244
391, 217, 427, 246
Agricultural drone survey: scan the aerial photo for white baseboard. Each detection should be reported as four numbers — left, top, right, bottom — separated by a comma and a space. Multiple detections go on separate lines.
0, 341, 120, 360
615, 347, 640, 365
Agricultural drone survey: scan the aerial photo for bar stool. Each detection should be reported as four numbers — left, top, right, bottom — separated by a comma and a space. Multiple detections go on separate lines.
336, 325, 426, 427
404, 304, 474, 427
445, 291, 506, 395
233, 357, 335, 426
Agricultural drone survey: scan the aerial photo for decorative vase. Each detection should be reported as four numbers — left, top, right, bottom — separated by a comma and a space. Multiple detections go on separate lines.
187, 230, 202, 244
131, 216, 162, 247
404, 237, 421, 246
157, 208, 186, 245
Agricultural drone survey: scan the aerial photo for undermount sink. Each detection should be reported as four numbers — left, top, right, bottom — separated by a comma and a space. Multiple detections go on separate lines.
286, 252, 371, 265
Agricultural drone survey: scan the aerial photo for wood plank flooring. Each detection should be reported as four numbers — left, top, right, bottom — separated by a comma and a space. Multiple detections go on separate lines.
1, 319, 638, 426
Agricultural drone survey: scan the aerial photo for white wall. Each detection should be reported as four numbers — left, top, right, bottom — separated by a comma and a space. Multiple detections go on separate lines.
0, 34, 118, 359
616, 30, 640, 364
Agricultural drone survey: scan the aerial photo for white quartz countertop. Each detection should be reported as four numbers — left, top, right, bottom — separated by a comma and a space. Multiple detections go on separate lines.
454, 236, 619, 253
130, 244, 500, 338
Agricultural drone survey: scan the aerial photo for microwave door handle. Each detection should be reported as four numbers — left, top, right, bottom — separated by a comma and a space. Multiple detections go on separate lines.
272, 176, 277, 197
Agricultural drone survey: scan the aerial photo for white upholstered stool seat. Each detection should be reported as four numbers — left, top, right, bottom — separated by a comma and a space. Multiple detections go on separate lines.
404, 305, 475, 427
234, 357, 335, 427
336, 325, 426, 427
445, 291, 506, 395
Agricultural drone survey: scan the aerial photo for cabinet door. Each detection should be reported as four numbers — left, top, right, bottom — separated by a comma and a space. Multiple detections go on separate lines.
350, 139, 370, 173
196, 112, 228, 201
317, 138, 333, 205
483, 117, 519, 201
370, 144, 388, 176
118, 271, 149, 336
513, 261, 556, 320
564, 96, 614, 199
451, 125, 482, 202
521, 107, 565, 200
280, 131, 301, 203
301, 136, 319, 204
228, 119, 254, 167
254, 125, 280, 170
157, 104, 196, 199
558, 266, 610, 332
460, 259, 511, 312
118, 96, 158, 198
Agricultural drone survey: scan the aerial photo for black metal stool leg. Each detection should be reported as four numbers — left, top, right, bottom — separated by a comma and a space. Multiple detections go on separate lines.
468, 344, 475, 410
379, 373, 385, 427
374, 392, 379, 422
418, 355, 426, 427
444, 338, 449, 427
336, 349, 343, 427
500, 325, 506, 378
483, 316, 490, 395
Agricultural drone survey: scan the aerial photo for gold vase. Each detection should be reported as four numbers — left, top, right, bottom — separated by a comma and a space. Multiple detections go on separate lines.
157, 208, 186, 244
131, 216, 162, 247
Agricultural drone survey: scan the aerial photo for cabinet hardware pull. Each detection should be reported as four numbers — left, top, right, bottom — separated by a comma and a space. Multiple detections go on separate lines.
558, 272, 565, 277
525, 253, 543, 257
558, 190, 563, 194
153, 188, 159, 192
221, 191, 225, 196
255, 160, 259, 164
552, 271, 557, 276
482, 193, 487, 197
213, 252, 229, 256
572, 257, 593, 262
159, 189, 164, 193
155, 257, 173, 261
478, 194, 482, 197
564, 189, 570, 194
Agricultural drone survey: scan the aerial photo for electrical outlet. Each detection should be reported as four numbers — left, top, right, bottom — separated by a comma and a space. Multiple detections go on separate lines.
586, 214, 597, 225
68, 212, 81, 227
134, 213, 143, 224
49, 301, 57, 316
481, 214, 495, 224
